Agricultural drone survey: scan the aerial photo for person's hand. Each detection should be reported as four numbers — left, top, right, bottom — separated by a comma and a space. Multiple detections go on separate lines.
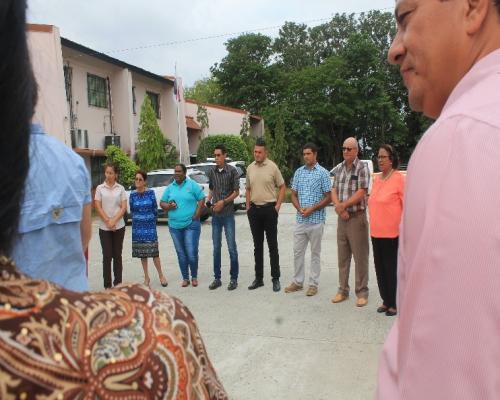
340, 211, 350, 221
213, 200, 224, 213
302, 207, 314, 217
275, 204, 281, 213
335, 202, 346, 215
168, 201, 177, 210
105, 218, 114, 230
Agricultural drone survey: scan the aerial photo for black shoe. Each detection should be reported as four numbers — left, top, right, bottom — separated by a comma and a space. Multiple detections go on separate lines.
209, 279, 222, 290
272, 278, 281, 292
227, 279, 238, 291
248, 279, 264, 290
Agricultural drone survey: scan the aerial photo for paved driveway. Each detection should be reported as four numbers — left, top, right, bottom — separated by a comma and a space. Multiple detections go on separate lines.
88, 203, 394, 400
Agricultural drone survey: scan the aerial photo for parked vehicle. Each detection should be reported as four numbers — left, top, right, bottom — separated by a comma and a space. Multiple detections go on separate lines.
124, 169, 211, 224
187, 161, 247, 210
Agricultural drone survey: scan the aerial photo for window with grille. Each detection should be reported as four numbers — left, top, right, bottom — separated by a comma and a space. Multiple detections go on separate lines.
87, 73, 108, 108
147, 91, 160, 119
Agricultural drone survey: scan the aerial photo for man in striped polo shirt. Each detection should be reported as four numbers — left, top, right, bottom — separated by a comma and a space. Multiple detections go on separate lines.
285, 143, 332, 297
206, 144, 240, 291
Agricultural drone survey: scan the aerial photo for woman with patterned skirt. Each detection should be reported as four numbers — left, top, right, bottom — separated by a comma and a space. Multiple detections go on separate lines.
130, 170, 168, 287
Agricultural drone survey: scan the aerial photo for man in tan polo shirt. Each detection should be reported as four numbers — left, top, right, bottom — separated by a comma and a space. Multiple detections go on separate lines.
246, 138, 286, 292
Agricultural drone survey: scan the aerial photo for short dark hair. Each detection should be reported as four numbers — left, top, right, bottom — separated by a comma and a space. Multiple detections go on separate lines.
378, 144, 400, 169
214, 144, 227, 154
302, 143, 318, 153
136, 170, 147, 181
104, 162, 119, 175
255, 137, 266, 147
175, 163, 187, 174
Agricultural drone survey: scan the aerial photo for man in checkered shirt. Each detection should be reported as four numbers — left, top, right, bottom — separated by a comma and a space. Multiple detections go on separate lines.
331, 137, 370, 307
285, 143, 332, 297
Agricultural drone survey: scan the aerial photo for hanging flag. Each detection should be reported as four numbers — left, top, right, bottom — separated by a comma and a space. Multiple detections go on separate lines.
175, 76, 184, 103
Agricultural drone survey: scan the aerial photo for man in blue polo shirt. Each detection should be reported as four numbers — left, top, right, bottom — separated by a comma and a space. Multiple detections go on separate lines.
160, 164, 205, 287
285, 143, 332, 297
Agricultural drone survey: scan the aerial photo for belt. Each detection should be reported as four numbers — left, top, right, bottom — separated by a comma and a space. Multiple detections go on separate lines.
250, 202, 276, 208
348, 209, 366, 217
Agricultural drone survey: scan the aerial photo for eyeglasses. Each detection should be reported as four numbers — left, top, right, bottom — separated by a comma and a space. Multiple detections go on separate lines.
342, 147, 354, 152
134, 177, 144, 181
377, 155, 389, 160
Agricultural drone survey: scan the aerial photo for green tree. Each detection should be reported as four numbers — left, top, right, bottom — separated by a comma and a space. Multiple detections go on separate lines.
197, 135, 249, 163
211, 33, 275, 114
196, 104, 209, 130
184, 77, 222, 104
136, 97, 177, 171
105, 145, 138, 188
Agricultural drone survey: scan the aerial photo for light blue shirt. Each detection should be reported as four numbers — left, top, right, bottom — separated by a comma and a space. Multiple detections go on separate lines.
12, 124, 91, 291
291, 163, 332, 224
160, 177, 205, 229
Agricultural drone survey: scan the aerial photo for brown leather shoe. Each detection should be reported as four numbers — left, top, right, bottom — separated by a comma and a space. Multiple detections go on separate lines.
284, 282, 303, 293
331, 293, 348, 303
356, 297, 368, 307
306, 286, 318, 296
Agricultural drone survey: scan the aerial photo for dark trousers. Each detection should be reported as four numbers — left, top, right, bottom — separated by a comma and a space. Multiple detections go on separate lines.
371, 237, 399, 309
247, 205, 280, 280
99, 227, 125, 288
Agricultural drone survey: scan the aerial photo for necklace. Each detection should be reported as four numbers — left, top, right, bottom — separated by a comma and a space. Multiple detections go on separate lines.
381, 169, 394, 181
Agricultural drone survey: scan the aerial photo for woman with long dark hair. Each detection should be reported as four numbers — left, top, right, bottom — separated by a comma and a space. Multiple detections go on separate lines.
0, 2, 227, 397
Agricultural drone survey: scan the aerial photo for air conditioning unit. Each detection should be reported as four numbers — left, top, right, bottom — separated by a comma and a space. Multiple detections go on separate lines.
104, 135, 121, 148
71, 129, 88, 148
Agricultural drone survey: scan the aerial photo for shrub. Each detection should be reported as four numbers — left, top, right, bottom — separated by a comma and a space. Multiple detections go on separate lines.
105, 145, 138, 188
197, 135, 249, 163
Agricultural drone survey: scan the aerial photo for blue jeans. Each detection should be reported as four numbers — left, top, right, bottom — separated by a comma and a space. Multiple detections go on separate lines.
169, 219, 201, 280
212, 214, 239, 280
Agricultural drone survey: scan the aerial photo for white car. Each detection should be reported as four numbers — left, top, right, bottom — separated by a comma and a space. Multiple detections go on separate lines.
187, 161, 247, 210
124, 169, 211, 224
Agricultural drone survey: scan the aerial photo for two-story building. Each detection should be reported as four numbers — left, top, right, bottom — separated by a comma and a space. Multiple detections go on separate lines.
27, 24, 189, 187
184, 99, 264, 159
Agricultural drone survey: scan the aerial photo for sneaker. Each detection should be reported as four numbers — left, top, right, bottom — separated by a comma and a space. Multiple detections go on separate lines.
227, 280, 238, 291
306, 286, 318, 296
209, 279, 222, 290
272, 278, 281, 292
284, 282, 303, 293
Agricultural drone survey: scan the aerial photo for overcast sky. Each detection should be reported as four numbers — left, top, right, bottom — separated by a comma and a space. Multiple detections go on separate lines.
28, 0, 396, 87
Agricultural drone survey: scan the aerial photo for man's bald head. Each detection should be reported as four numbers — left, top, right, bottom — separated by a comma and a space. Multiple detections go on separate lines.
342, 137, 359, 163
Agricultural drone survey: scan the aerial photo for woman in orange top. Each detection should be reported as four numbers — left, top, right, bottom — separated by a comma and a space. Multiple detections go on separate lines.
368, 145, 405, 317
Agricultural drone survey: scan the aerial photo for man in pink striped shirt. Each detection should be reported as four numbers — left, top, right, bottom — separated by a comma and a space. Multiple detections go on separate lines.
377, 1, 500, 399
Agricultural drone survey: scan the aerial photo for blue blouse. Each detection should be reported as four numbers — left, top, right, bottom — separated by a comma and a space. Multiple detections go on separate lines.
130, 189, 158, 243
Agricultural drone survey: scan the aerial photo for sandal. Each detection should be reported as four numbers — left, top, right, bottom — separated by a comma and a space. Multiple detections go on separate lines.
144, 277, 151, 287
159, 276, 168, 287
181, 279, 190, 287
192, 279, 198, 287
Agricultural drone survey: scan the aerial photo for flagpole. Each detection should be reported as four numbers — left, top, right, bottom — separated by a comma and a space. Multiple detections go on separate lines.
174, 62, 183, 164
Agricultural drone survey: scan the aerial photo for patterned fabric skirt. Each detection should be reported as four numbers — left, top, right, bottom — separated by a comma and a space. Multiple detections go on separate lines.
132, 241, 159, 258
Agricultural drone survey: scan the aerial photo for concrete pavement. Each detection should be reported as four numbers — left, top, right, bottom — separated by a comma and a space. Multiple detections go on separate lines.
87, 203, 394, 400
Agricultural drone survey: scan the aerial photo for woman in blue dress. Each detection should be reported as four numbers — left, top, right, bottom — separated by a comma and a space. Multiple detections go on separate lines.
129, 170, 168, 287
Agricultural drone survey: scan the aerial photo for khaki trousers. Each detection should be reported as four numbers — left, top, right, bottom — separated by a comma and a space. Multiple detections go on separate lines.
336, 212, 369, 298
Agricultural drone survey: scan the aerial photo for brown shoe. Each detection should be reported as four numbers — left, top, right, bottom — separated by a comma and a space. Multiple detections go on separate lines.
331, 293, 348, 303
356, 297, 368, 307
284, 282, 303, 293
306, 286, 318, 296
